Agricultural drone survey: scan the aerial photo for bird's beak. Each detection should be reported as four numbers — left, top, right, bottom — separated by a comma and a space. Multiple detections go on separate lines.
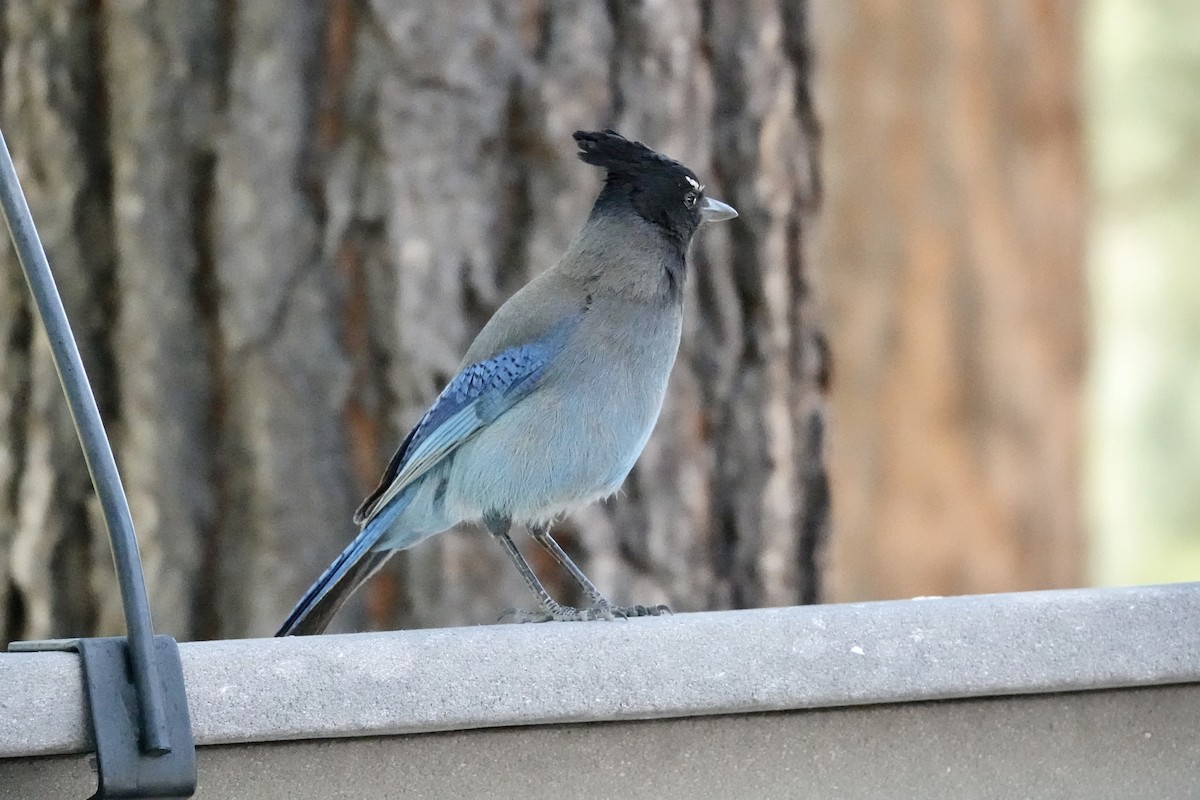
699, 196, 738, 222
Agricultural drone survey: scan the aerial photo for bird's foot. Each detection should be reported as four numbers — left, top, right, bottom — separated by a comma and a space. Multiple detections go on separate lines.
499, 599, 672, 623
615, 603, 673, 618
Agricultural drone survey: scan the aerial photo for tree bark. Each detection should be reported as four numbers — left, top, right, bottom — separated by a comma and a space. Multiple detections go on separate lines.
809, 0, 1087, 600
0, 0, 826, 643
2, 1, 116, 642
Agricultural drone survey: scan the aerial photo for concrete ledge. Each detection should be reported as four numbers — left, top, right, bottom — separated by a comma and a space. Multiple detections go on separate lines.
2, 583, 1199, 759
6, 685, 1198, 800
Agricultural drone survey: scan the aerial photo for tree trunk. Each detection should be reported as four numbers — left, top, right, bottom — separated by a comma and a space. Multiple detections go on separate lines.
0, 1, 826, 643
2, 1, 117, 643
809, 0, 1087, 600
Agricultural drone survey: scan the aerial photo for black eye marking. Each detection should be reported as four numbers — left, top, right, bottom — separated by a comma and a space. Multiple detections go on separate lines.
684, 191, 698, 209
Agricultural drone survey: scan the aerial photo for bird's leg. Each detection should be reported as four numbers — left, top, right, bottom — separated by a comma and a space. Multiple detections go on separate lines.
528, 524, 606, 604
484, 514, 645, 622
529, 524, 672, 620
485, 514, 562, 622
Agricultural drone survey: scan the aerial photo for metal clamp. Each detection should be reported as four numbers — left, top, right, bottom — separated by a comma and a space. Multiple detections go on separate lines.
10, 637, 197, 798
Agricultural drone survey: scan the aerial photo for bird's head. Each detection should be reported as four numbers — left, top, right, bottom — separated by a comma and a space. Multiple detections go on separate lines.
574, 129, 737, 248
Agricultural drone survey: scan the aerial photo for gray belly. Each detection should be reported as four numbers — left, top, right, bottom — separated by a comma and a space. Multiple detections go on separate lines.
444, 301, 682, 524
443, 377, 664, 523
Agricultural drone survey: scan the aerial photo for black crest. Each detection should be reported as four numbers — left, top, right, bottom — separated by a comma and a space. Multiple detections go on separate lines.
573, 129, 705, 246
574, 129, 693, 182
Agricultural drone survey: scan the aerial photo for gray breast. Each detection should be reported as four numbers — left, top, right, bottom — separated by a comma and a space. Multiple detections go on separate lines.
444, 297, 684, 524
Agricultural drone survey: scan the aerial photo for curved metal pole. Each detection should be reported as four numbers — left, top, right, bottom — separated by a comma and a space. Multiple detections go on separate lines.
0, 129, 171, 755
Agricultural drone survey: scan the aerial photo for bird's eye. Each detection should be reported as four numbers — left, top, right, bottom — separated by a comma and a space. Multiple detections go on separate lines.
684, 192, 698, 209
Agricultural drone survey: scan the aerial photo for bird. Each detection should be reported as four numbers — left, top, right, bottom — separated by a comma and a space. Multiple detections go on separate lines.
276, 129, 737, 636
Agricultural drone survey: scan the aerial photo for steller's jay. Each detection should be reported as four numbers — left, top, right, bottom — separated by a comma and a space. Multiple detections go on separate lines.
277, 129, 737, 635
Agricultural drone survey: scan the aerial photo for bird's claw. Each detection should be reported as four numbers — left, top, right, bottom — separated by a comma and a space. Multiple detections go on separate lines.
618, 603, 673, 618
498, 600, 672, 623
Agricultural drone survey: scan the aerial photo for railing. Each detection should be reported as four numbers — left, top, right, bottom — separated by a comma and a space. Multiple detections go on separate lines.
2, 584, 1198, 798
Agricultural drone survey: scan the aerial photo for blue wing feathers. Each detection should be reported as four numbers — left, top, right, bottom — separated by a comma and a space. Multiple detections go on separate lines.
353, 424, 419, 524
351, 345, 550, 525
413, 344, 551, 438
352, 317, 579, 526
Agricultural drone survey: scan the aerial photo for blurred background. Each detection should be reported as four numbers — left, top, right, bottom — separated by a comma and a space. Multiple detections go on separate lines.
0, 0, 1196, 645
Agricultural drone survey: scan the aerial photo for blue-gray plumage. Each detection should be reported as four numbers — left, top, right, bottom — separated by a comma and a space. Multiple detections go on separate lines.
277, 129, 737, 636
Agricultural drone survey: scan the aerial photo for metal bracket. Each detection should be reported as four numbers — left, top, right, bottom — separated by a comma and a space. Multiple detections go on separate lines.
1, 128, 197, 797
10, 636, 197, 799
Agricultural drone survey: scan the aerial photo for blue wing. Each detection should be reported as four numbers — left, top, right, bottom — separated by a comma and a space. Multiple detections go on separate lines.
277, 325, 576, 636
352, 317, 578, 525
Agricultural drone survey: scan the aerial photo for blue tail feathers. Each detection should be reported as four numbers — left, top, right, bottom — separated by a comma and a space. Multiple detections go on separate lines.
275, 492, 413, 636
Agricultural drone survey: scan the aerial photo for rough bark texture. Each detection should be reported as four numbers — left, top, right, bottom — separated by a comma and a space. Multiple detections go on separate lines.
809, 0, 1086, 600
2, 1, 116, 642
0, 1, 827, 642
